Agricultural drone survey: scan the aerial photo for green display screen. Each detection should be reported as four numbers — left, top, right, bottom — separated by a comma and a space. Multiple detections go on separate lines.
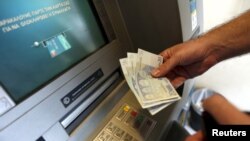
0, 0, 107, 103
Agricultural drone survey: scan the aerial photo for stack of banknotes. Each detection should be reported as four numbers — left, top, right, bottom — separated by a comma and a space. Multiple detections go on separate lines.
119, 48, 181, 115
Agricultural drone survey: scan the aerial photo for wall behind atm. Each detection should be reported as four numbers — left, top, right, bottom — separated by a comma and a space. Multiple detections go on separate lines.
203, 0, 250, 32
194, 0, 250, 111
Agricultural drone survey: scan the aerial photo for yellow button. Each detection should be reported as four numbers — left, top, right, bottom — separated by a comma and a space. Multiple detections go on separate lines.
123, 105, 130, 112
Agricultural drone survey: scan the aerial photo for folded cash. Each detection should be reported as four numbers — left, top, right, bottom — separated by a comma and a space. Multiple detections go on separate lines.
120, 48, 181, 115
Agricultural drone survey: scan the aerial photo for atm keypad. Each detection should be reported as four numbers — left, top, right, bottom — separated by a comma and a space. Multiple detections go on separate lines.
97, 131, 111, 141
116, 105, 130, 120
133, 114, 144, 129
106, 122, 117, 134
114, 127, 125, 138
121, 133, 133, 141
124, 110, 137, 126
93, 104, 156, 141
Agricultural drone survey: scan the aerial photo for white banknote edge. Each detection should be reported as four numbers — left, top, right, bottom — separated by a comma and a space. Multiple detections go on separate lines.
147, 103, 171, 115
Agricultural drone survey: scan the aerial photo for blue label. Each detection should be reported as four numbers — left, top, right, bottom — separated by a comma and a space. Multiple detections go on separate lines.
190, 0, 197, 13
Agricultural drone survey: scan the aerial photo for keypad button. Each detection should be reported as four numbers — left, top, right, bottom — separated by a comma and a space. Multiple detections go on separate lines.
140, 119, 154, 137
124, 109, 138, 126
121, 133, 133, 141
123, 105, 130, 112
114, 127, 125, 139
108, 136, 117, 141
124, 115, 134, 125
94, 104, 156, 141
131, 111, 137, 117
106, 122, 117, 134
116, 105, 130, 120
98, 131, 111, 141
133, 115, 145, 129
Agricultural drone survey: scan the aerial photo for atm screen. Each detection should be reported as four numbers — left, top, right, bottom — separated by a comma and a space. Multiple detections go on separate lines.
0, 0, 107, 103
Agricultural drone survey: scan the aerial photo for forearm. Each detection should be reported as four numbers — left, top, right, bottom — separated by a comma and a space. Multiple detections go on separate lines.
200, 10, 250, 62
203, 94, 250, 125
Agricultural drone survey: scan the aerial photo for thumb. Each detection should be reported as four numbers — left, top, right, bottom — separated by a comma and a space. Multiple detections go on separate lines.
151, 57, 178, 77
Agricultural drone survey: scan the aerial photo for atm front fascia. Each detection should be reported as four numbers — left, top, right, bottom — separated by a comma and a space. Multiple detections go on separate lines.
0, 0, 202, 141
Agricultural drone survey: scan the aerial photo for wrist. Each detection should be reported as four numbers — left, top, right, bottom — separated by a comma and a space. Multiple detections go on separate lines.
198, 11, 250, 61
198, 32, 233, 62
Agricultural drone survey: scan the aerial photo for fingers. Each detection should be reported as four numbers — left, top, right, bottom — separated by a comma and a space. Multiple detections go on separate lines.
185, 131, 204, 141
152, 46, 178, 77
151, 56, 178, 77
160, 47, 172, 59
152, 51, 187, 88
171, 77, 186, 88
203, 94, 250, 125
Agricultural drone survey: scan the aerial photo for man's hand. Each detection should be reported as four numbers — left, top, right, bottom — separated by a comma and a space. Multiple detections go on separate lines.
151, 38, 220, 88
185, 131, 204, 141
185, 94, 250, 141
152, 10, 250, 88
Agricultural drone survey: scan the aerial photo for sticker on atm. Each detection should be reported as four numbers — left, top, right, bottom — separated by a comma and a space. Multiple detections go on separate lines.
0, 85, 15, 115
189, 0, 198, 31
45, 34, 71, 58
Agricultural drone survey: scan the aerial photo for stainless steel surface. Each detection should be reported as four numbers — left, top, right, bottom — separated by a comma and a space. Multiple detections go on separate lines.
43, 123, 69, 141
178, 0, 204, 41
67, 80, 183, 141
116, 0, 183, 54
0, 41, 124, 141
61, 72, 120, 128
68, 81, 129, 141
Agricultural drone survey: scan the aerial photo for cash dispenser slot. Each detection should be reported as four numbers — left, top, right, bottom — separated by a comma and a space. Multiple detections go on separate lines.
60, 71, 121, 133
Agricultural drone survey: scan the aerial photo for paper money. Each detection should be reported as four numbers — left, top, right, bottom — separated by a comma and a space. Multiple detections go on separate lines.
147, 103, 171, 115
138, 48, 163, 69
127, 53, 140, 75
120, 48, 181, 115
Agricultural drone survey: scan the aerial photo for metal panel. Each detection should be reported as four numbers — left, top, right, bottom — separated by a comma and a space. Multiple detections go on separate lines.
43, 123, 69, 141
67, 81, 187, 141
178, 0, 204, 41
117, 0, 183, 54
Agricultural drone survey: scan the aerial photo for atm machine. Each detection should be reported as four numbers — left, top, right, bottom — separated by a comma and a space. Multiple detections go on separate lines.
0, 0, 203, 141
